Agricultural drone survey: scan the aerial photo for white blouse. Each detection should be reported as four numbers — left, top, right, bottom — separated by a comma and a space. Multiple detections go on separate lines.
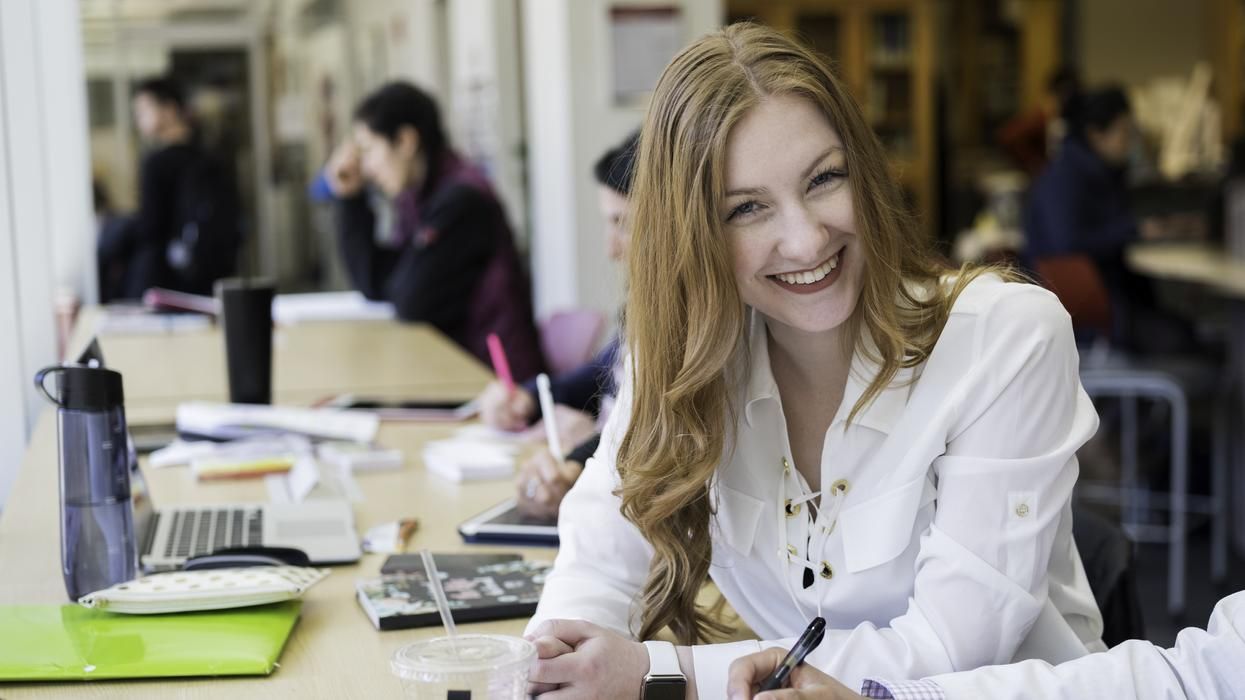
929, 590, 1245, 698
527, 275, 1106, 698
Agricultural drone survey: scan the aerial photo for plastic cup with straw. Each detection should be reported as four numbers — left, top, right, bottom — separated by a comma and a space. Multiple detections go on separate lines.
389, 550, 536, 699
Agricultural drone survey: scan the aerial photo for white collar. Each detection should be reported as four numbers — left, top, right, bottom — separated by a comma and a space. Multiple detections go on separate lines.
741, 308, 914, 435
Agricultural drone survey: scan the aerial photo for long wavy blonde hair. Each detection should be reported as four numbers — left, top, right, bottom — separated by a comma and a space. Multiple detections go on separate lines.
618, 22, 1006, 644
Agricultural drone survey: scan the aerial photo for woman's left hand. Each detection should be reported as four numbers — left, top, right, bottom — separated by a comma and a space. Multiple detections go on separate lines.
526, 619, 649, 698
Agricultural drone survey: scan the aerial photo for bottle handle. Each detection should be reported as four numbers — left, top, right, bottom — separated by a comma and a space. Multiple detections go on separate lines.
33, 366, 65, 407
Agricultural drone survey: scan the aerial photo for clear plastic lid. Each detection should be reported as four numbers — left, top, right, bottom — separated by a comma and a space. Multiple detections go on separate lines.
390, 634, 535, 680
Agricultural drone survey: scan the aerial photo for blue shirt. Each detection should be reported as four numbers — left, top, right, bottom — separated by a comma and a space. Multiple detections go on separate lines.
1024, 139, 1138, 262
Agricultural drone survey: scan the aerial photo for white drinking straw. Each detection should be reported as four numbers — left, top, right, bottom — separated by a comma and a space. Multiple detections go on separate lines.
419, 548, 458, 650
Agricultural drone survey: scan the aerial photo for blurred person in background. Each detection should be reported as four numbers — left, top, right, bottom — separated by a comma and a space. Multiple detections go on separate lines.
1024, 85, 1195, 354
325, 81, 543, 381
116, 76, 241, 298
478, 130, 639, 519
997, 66, 1081, 177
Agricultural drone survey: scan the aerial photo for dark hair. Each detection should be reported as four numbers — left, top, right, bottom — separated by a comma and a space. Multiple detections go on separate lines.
593, 130, 640, 195
133, 76, 186, 111
353, 81, 448, 167
1065, 86, 1131, 142
1046, 66, 1080, 101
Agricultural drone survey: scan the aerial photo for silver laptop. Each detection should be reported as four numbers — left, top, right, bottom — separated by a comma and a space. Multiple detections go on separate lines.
131, 460, 363, 571
80, 336, 362, 570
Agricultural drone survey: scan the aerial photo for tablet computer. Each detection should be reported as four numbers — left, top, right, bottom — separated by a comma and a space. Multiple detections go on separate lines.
323, 394, 479, 422
458, 498, 558, 546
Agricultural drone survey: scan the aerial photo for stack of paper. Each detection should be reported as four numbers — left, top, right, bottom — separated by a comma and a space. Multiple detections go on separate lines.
271, 291, 395, 325
98, 307, 213, 336
423, 440, 518, 482
141, 288, 396, 326
148, 435, 306, 480
176, 402, 379, 443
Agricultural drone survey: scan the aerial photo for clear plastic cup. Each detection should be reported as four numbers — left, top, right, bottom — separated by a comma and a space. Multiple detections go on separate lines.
390, 634, 535, 699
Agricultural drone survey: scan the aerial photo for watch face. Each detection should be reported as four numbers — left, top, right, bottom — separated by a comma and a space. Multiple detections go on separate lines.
643, 677, 687, 700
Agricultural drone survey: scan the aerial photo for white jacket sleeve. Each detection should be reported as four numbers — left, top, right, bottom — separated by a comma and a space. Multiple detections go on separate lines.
929, 591, 1245, 699
695, 286, 1103, 693
525, 364, 653, 637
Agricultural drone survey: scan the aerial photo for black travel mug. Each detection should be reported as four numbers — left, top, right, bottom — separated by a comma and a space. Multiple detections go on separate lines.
215, 278, 275, 404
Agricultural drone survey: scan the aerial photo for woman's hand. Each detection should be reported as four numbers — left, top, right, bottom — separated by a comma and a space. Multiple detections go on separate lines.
325, 140, 364, 197
727, 648, 864, 700
516, 450, 583, 519
526, 619, 649, 699
528, 405, 598, 454
478, 381, 536, 431
527, 635, 574, 696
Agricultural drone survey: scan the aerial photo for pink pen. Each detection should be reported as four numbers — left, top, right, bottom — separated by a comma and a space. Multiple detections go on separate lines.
486, 333, 514, 391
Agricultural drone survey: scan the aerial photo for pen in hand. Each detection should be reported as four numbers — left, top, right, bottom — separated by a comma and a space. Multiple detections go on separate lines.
759, 616, 826, 692
486, 332, 514, 392
535, 373, 564, 461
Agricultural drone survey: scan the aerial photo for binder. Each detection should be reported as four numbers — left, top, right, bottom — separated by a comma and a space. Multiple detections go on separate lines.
0, 600, 300, 680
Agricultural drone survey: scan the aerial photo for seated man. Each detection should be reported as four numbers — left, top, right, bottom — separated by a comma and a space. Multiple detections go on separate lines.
120, 76, 242, 298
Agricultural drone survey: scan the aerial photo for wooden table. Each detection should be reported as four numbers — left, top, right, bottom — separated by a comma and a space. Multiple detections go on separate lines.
0, 317, 547, 698
80, 310, 492, 425
1126, 241, 1245, 298
1127, 241, 1245, 557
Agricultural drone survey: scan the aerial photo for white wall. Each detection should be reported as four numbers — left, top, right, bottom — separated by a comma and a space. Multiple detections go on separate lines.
447, 0, 529, 246
523, 0, 723, 321
0, 0, 92, 508
345, 0, 448, 99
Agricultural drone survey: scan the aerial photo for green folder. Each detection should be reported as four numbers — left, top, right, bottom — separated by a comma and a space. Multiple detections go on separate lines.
0, 600, 301, 681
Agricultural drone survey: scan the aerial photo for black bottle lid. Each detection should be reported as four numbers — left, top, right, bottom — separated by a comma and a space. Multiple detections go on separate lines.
36, 366, 125, 412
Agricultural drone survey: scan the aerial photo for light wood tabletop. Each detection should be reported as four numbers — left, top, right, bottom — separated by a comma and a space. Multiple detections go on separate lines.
80, 309, 493, 426
0, 315, 546, 698
1126, 241, 1245, 299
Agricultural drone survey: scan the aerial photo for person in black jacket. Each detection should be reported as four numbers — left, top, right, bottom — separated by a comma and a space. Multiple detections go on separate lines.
1025, 87, 1194, 354
325, 81, 543, 380
116, 76, 240, 298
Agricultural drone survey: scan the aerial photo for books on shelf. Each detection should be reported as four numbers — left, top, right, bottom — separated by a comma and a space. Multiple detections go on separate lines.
355, 555, 550, 631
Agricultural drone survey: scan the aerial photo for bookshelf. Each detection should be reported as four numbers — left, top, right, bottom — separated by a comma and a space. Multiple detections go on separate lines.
728, 0, 938, 237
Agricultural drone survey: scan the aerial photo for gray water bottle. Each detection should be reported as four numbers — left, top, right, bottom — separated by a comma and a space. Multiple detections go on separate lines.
35, 364, 138, 600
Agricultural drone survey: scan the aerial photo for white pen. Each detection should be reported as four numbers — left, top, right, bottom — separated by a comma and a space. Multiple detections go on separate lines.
535, 373, 563, 461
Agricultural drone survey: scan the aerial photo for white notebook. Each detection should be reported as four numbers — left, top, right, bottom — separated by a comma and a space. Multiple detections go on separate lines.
422, 440, 517, 482
176, 402, 379, 443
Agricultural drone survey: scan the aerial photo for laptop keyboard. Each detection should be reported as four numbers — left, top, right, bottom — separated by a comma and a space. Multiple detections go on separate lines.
163, 508, 264, 560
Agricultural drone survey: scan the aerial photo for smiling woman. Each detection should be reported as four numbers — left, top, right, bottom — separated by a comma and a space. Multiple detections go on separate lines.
524, 22, 1105, 700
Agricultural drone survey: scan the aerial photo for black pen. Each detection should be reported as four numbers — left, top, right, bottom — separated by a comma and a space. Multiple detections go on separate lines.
758, 616, 827, 692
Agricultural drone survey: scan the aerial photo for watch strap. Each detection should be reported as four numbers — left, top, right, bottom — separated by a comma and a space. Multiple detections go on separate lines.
643, 640, 684, 679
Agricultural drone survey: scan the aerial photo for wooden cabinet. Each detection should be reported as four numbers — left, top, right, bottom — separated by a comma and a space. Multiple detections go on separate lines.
728, 0, 938, 237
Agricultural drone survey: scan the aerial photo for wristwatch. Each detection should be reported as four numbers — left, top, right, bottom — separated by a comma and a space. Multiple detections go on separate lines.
642, 640, 687, 699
